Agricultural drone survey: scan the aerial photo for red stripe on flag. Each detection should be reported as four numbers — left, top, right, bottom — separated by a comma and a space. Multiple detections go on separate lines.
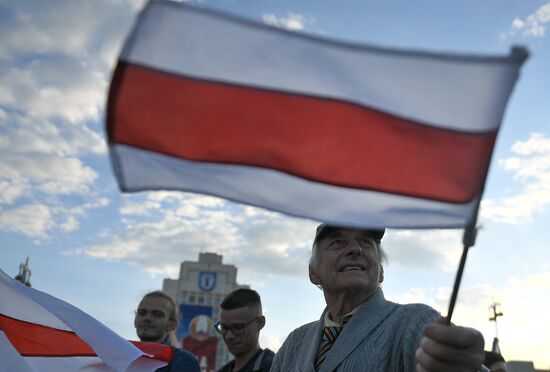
109, 62, 497, 203
0, 313, 95, 357
130, 341, 174, 363
0, 314, 174, 363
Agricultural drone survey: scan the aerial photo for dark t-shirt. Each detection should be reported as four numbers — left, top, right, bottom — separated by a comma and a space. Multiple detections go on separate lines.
217, 348, 275, 372
155, 346, 201, 372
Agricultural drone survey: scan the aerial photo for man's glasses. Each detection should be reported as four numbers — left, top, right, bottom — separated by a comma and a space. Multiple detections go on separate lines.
214, 317, 259, 336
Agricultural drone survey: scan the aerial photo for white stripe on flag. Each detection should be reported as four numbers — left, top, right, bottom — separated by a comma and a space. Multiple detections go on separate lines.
16, 356, 112, 372
112, 144, 476, 229
0, 276, 71, 330
0, 331, 34, 372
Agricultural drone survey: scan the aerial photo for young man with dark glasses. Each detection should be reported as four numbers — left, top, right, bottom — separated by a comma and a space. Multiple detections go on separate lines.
215, 289, 274, 372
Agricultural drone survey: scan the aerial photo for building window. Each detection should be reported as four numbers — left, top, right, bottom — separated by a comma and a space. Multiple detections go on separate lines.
198, 296, 204, 304
189, 295, 196, 303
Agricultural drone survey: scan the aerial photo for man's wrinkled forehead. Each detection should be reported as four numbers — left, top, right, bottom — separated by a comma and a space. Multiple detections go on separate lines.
314, 224, 385, 245
317, 227, 370, 243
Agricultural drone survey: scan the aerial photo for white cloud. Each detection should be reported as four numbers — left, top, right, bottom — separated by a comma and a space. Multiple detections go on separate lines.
510, 132, 550, 155
0, 1, 124, 240
72, 191, 468, 280
512, 18, 525, 30
0, 196, 110, 239
72, 195, 237, 275
0, 109, 105, 213
0, 179, 29, 204
482, 133, 550, 224
0, 0, 136, 66
70, 194, 317, 277
383, 229, 463, 271
262, 13, 316, 31
120, 193, 225, 217
0, 0, 138, 125
0, 203, 54, 238
59, 214, 79, 232
120, 199, 161, 216
0, 59, 107, 124
230, 210, 316, 281
0, 153, 97, 195
84, 237, 143, 261
58, 198, 112, 232
504, 3, 550, 38
0, 113, 105, 157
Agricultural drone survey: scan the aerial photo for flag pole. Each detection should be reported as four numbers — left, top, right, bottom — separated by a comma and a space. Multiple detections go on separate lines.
445, 182, 485, 324
444, 46, 528, 325
445, 220, 478, 324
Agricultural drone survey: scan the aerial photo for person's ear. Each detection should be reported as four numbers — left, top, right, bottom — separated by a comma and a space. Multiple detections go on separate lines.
379, 265, 384, 284
258, 315, 266, 330
167, 317, 177, 332
309, 264, 320, 286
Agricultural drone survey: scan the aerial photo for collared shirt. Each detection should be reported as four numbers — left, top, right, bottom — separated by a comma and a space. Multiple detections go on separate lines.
323, 307, 359, 327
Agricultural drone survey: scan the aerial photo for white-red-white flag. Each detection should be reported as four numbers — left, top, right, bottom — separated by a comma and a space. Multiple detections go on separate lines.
0, 269, 170, 371
107, 0, 527, 229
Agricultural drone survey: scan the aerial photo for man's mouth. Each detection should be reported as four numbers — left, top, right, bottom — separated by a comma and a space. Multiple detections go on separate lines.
339, 265, 364, 272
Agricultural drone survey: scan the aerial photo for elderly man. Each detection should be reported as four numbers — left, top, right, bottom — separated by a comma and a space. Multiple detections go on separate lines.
271, 224, 486, 372
134, 291, 200, 372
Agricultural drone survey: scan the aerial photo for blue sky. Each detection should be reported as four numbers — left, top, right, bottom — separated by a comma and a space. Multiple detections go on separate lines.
1, 0, 549, 368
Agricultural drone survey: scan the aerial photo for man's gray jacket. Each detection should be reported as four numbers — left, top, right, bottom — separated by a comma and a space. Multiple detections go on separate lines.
270, 288, 439, 372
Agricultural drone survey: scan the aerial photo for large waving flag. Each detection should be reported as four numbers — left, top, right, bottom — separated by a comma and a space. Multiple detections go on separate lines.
0, 269, 170, 371
107, 0, 528, 229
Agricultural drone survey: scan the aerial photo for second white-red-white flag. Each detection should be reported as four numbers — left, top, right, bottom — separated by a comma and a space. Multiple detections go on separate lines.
0, 269, 171, 371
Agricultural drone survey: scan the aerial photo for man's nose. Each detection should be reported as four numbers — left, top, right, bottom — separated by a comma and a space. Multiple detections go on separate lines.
224, 329, 237, 339
346, 239, 362, 255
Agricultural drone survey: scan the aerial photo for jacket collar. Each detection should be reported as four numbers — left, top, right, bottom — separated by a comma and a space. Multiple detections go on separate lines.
318, 288, 396, 372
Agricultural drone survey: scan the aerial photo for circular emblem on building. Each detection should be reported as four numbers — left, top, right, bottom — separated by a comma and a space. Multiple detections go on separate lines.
189, 314, 213, 341
198, 271, 217, 292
